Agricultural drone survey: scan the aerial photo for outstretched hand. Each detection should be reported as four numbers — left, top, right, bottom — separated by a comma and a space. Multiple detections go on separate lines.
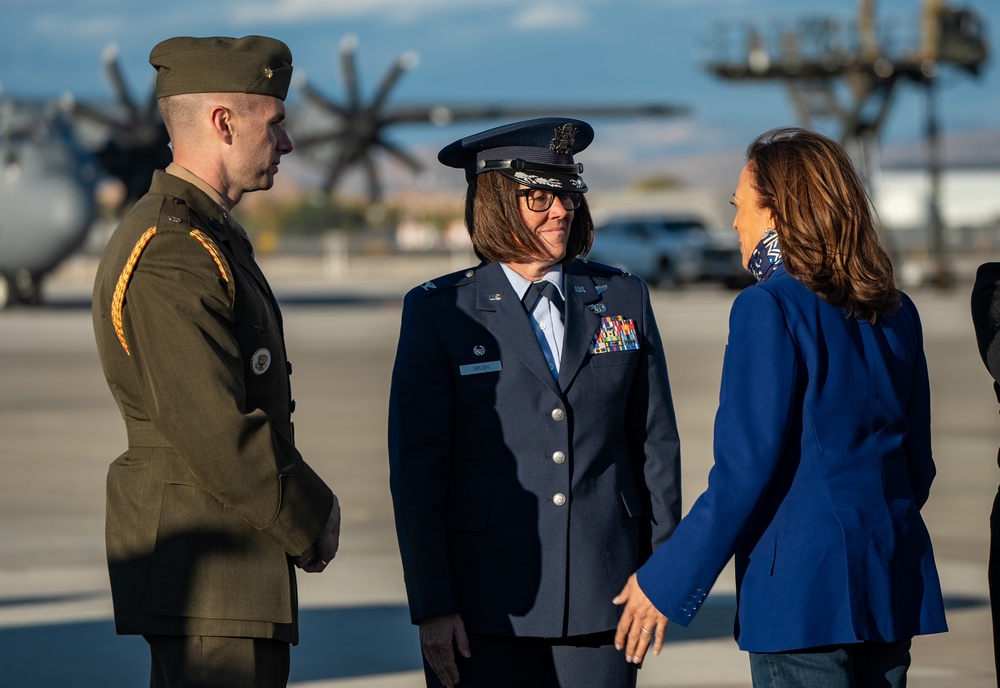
613, 573, 669, 665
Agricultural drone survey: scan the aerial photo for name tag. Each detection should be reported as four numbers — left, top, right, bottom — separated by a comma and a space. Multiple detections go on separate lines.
459, 360, 502, 376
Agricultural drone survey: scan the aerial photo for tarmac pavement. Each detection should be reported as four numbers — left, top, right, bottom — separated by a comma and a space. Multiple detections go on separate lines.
0, 251, 996, 687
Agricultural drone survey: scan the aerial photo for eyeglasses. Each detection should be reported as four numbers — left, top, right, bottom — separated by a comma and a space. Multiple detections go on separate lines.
516, 188, 583, 212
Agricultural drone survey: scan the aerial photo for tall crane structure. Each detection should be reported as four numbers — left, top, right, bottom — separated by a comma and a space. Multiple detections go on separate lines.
703, 0, 987, 287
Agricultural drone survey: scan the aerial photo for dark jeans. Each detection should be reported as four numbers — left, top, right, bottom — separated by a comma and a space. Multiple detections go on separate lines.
749, 638, 911, 688
145, 635, 290, 688
423, 630, 636, 688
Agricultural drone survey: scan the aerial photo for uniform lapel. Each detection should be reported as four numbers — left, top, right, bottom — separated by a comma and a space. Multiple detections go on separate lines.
559, 260, 604, 392
205, 213, 285, 331
476, 262, 561, 395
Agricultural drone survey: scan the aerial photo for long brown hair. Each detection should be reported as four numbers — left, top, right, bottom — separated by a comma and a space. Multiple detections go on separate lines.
746, 127, 899, 322
464, 172, 594, 264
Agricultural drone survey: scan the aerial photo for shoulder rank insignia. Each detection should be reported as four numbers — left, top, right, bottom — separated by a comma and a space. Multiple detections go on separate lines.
421, 281, 437, 291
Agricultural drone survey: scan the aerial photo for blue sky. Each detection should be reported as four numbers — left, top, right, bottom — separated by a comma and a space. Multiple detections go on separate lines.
2, 0, 996, 194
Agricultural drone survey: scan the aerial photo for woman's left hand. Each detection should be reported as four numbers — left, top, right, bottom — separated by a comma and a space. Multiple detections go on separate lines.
613, 573, 669, 664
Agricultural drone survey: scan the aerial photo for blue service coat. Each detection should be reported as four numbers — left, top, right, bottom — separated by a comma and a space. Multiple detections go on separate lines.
637, 264, 947, 652
388, 258, 681, 638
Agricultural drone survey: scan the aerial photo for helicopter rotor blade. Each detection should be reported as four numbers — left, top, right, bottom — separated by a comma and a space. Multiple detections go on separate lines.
144, 84, 161, 120
102, 45, 138, 118
295, 129, 349, 149
67, 100, 125, 130
378, 137, 423, 173
322, 151, 353, 194
289, 35, 691, 203
339, 36, 361, 110
371, 51, 417, 112
363, 154, 382, 202
385, 103, 690, 126
300, 81, 349, 119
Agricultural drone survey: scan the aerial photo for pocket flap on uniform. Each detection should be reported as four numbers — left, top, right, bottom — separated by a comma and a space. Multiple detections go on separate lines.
619, 484, 644, 519
447, 498, 489, 532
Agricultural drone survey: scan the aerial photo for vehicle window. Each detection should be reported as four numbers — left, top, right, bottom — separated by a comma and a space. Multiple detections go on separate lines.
657, 220, 707, 235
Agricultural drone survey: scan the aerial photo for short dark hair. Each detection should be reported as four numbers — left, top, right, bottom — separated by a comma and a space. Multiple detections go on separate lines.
746, 127, 899, 322
463, 172, 594, 263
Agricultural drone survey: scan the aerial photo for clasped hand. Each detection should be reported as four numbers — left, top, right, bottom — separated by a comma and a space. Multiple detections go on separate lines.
294, 495, 341, 573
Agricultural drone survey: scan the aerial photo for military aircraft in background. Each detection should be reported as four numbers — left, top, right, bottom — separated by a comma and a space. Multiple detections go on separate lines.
62, 44, 172, 212
291, 35, 688, 203
702, 0, 988, 287
0, 97, 98, 308
0, 44, 165, 310
0, 36, 688, 308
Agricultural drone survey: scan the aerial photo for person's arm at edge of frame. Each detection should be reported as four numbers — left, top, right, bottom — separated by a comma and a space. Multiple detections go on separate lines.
388, 289, 470, 688
615, 285, 799, 663
972, 263, 1000, 384
614, 275, 682, 664
122, 230, 336, 565
900, 293, 935, 509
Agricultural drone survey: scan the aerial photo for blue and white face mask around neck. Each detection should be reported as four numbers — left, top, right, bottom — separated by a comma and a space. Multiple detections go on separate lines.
747, 230, 782, 283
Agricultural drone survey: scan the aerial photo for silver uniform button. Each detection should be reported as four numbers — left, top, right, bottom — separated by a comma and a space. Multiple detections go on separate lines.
551, 408, 565, 421
553, 493, 567, 506
552, 451, 566, 464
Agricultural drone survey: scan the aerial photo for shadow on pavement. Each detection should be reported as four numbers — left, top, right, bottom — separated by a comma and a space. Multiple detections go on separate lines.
12, 291, 405, 313
0, 595, 987, 686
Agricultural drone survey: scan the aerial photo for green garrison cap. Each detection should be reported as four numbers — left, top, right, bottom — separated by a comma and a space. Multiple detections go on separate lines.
149, 35, 293, 101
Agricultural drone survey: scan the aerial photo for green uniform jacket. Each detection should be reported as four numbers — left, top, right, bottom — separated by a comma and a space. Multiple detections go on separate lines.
92, 170, 334, 643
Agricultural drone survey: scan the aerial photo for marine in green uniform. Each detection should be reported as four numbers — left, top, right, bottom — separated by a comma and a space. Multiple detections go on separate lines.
91, 35, 341, 688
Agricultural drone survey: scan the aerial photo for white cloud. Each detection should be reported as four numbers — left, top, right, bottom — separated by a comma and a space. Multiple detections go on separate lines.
229, 0, 499, 24
32, 11, 130, 40
512, 3, 590, 31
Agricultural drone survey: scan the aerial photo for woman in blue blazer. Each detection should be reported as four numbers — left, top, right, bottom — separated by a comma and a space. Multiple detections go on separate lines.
614, 127, 947, 686
389, 118, 682, 688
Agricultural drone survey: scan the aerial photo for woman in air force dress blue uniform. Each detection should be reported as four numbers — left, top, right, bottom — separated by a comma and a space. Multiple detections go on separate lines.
388, 118, 682, 688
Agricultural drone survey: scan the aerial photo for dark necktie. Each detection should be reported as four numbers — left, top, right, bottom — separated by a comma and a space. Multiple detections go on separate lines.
522, 280, 564, 315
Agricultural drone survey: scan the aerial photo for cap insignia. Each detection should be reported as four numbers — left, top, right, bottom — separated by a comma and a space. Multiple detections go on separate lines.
264, 68, 274, 79
549, 123, 577, 154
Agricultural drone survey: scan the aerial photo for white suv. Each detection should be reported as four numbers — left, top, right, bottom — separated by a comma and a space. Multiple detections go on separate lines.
587, 214, 752, 289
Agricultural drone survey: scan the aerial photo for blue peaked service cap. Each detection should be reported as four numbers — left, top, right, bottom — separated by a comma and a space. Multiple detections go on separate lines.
438, 117, 593, 192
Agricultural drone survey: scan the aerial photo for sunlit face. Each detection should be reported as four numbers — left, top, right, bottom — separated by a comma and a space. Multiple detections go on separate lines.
229, 95, 293, 194
517, 186, 574, 266
732, 164, 775, 267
